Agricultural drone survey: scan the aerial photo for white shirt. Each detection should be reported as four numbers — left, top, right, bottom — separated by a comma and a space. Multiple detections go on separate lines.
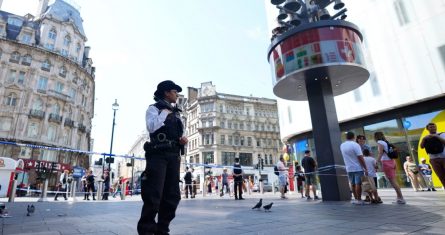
364, 156, 377, 177
340, 140, 364, 172
277, 161, 287, 176
377, 140, 391, 161
146, 105, 170, 133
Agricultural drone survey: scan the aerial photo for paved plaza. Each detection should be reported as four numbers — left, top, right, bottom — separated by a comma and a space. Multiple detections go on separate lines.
1, 189, 445, 235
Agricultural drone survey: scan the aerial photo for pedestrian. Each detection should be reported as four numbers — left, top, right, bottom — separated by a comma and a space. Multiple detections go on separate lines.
418, 158, 436, 191
374, 131, 405, 204
232, 158, 244, 200
102, 171, 110, 200
81, 175, 88, 200
137, 80, 188, 235
54, 170, 69, 201
113, 176, 123, 198
340, 132, 368, 205
276, 155, 288, 199
301, 150, 319, 200
294, 165, 305, 198
221, 168, 230, 196
86, 170, 96, 200
183, 167, 193, 199
191, 168, 197, 198
403, 156, 425, 192
363, 149, 382, 203
420, 122, 445, 187
356, 134, 371, 151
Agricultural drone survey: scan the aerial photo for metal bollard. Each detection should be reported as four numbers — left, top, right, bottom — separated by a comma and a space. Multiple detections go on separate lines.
70, 181, 77, 202
8, 180, 17, 202
260, 181, 264, 194
96, 180, 103, 201
272, 182, 276, 194
37, 179, 49, 202
120, 182, 126, 200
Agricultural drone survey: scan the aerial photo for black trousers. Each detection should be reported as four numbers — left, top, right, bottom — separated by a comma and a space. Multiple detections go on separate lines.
54, 185, 67, 200
137, 152, 180, 235
184, 183, 192, 198
234, 180, 243, 199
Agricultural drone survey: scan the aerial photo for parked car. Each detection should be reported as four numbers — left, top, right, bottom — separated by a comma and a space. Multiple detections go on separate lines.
252, 183, 279, 192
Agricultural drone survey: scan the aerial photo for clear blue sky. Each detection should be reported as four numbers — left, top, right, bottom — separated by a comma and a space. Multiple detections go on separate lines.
2, 0, 275, 157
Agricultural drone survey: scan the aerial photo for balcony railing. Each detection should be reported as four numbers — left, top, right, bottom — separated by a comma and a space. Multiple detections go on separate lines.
48, 113, 62, 123
78, 123, 86, 133
48, 89, 71, 102
29, 109, 45, 119
64, 118, 75, 127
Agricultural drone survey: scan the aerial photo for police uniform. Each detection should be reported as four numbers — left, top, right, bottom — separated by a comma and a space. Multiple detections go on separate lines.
233, 160, 244, 200
138, 81, 184, 235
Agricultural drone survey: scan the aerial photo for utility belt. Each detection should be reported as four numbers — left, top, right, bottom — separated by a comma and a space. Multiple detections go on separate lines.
144, 140, 180, 153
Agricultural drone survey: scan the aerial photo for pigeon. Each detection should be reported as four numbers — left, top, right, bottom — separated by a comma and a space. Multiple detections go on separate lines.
26, 205, 35, 216
263, 202, 273, 212
252, 199, 263, 210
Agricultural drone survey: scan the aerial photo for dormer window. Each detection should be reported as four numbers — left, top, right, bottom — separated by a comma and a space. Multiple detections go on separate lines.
7, 17, 23, 27
22, 32, 32, 45
48, 28, 57, 40
41, 59, 51, 71
9, 51, 20, 63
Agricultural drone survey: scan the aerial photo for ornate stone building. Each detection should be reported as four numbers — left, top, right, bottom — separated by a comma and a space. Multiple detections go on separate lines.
185, 82, 281, 181
0, 0, 95, 188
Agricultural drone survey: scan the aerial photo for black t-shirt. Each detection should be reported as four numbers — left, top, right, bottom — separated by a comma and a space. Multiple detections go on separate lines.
301, 156, 316, 173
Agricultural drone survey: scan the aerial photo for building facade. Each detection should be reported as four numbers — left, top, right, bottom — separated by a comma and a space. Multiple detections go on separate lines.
0, 0, 95, 190
185, 82, 281, 185
265, 0, 445, 188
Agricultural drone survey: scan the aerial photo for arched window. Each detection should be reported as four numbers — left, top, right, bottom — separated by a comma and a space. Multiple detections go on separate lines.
63, 35, 71, 47
32, 98, 43, 110
72, 73, 79, 84
52, 103, 60, 115
41, 59, 51, 71
10, 51, 20, 62
5, 93, 17, 106
76, 42, 81, 52
22, 54, 32, 65
59, 66, 67, 77
48, 28, 57, 40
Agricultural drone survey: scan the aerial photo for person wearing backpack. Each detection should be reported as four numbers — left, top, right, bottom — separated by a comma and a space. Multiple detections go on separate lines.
420, 122, 445, 187
374, 132, 405, 204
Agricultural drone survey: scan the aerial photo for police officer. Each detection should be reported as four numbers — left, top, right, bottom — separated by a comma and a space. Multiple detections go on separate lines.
233, 158, 244, 200
137, 80, 188, 235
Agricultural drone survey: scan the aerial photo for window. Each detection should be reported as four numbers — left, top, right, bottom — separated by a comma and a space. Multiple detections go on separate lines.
45, 43, 54, 50
48, 29, 57, 40
220, 120, 225, 128
32, 98, 43, 110
394, 0, 410, 26
8, 70, 17, 83
76, 43, 81, 53
55, 82, 64, 93
5, 93, 17, 106
18, 71, 25, 85
220, 135, 225, 145
22, 54, 32, 65
47, 125, 57, 142
52, 103, 60, 115
228, 136, 233, 145
41, 60, 51, 71
234, 135, 239, 146
27, 122, 39, 138
63, 35, 71, 47
59, 66, 67, 77
240, 123, 244, 130
69, 88, 76, 99
0, 117, 12, 131
222, 152, 236, 166
61, 49, 69, 56
247, 137, 252, 146
37, 76, 48, 90
10, 51, 20, 62
228, 122, 232, 129
22, 32, 32, 44
72, 75, 79, 84
239, 153, 253, 166
240, 136, 245, 146
39, 149, 57, 162
203, 152, 214, 164
256, 139, 261, 147
7, 17, 23, 27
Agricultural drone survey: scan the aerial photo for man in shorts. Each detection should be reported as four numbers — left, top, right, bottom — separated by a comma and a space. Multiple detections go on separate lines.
301, 150, 319, 200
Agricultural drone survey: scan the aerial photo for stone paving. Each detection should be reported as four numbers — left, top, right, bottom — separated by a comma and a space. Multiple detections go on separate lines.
1, 189, 445, 235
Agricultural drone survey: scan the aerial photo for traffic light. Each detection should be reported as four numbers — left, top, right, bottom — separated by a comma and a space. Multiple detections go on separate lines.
94, 158, 103, 166
260, 158, 264, 170
105, 157, 114, 164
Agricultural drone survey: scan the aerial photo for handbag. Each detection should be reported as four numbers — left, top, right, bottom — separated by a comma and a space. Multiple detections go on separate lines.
361, 176, 376, 193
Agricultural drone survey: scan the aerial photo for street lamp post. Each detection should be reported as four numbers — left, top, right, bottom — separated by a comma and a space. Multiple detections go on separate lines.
108, 99, 119, 175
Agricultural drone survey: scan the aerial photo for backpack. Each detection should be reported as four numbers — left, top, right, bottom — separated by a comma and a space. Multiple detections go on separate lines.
384, 140, 399, 159
274, 165, 279, 176
424, 133, 445, 154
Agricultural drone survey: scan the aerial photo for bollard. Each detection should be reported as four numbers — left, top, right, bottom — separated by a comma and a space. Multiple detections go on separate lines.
96, 179, 103, 201
247, 181, 251, 195
8, 180, 18, 202
70, 181, 77, 202
272, 182, 276, 194
260, 181, 264, 194
120, 182, 126, 200
37, 179, 49, 202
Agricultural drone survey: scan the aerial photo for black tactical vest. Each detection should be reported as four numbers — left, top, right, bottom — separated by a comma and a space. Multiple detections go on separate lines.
149, 101, 183, 145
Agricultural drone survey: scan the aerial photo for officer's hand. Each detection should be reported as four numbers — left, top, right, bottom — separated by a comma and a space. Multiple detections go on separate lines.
179, 136, 188, 145
162, 109, 172, 114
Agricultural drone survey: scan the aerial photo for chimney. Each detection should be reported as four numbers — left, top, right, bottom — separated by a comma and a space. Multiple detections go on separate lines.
84, 46, 91, 58
36, 0, 49, 16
